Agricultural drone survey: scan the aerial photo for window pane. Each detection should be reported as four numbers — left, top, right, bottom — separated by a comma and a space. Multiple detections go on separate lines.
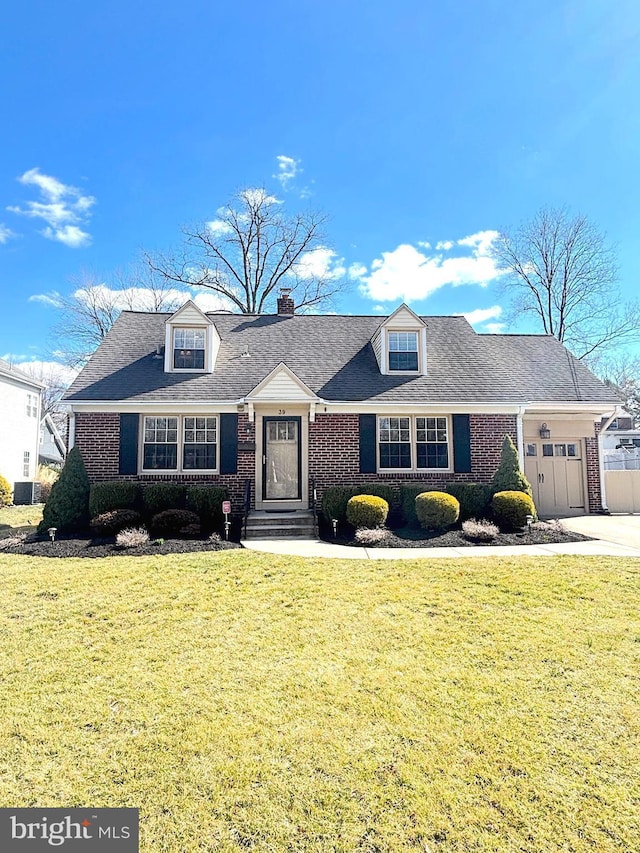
389, 351, 418, 371
379, 443, 411, 468
143, 444, 178, 469
174, 348, 205, 370
417, 443, 449, 469
567, 444, 577, 457
542, 444, 553, 456
525, 443, 537, 456
554, 444, 567, 457
183, 443, 217, 469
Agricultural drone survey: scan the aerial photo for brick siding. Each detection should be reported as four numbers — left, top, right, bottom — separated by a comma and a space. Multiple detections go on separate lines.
585, 436, 602, 512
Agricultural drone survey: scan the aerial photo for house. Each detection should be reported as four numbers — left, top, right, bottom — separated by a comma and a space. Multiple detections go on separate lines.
0, 358, 43, 490
63, 296, 620, 528
39, 413, 66, 467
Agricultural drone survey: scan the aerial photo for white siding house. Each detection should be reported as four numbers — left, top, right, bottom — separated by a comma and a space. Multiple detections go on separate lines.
0, 359, 43, 491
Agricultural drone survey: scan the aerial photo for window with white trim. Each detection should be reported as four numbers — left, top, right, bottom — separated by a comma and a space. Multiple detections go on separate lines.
173, 328, 206, 370
26, 393, 38, 417
142, 415, 218, 472
378, 416, 449, 470
388, 331, 418, 371
23, 451, 30, 477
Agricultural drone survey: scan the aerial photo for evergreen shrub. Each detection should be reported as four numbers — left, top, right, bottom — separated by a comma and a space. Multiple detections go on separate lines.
415, 491, 460, 530
346, 494, 389, 529
90, 509, 143, 537
38, 447, 90, 533
186, 485, 227, 532
141, 483, 186, 517
89, 481, 140, 517
400, 484, 434, 526
150, 509, 200, 537
491, 435, 534, 499
492, 490, 536, 530
445, 482, 492, 520
321, 485, 360, 523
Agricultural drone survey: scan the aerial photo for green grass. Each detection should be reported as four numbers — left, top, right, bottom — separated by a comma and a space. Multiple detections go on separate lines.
0, 551, 638, 852
0, 503, 43, 536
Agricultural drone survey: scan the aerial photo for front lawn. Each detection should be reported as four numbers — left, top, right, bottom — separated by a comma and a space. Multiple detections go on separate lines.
0, 503, 43, 536
0, 551, 638, 852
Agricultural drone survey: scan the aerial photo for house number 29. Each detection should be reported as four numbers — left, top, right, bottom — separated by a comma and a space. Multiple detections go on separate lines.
278, 409, 286, 415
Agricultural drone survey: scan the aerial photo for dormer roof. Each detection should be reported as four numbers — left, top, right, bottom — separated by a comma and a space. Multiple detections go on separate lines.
167, 300, 213, 325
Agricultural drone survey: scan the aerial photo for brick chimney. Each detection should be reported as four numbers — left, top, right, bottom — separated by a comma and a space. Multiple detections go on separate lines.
277, 288, 295, 315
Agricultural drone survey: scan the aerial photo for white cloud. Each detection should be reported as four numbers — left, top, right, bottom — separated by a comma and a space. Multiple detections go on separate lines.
8, 168, 95, 247
28, 291, 64, 307
293, 247, 346, 281
206, 219, 233, 236
241, 187, 280, 207
273, 155, 301, 190
458, 305, 503, 326
435, 240, 454, 251
15, 359, 79, 387
0, 224, 16, 243
484, 322, 506, 334
356, 230, 505, 303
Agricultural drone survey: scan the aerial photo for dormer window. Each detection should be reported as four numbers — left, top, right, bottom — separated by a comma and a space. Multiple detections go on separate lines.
173, 328, 206, 370
388, 331, 419, 372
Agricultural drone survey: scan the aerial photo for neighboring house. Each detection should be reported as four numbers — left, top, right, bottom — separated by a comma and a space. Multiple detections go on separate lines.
599, 414, 640, 471
0, 358, 43, 489
39, 413, 66, 467
63, 297, 620, 523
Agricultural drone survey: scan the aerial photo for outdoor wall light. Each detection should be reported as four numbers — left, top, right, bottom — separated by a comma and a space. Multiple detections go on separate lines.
539, 422, 551, 439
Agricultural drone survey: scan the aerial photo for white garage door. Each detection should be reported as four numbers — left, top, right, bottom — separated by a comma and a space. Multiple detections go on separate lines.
524, 440, 586, 517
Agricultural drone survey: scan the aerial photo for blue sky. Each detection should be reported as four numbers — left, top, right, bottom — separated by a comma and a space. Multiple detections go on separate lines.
1, 0, 639, 379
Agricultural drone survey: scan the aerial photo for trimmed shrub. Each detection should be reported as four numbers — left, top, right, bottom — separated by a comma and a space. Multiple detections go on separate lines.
180, 523, 202, 539
492, 490, 536, 530
38, 447, 90, 533
116, 527, 150, 548
186, 485, 227, 532
322, 485, 360, 523
400, 484, 435, 527
141, 483, 186, 517
0, 474, 11, 507
415, 491, 460, 530
150, 509, 200, 537
462, 518, 499, 542
445, 482, 492, 520
357, 483, 396, 507
89, 481, 139, 517
0, 533, 27, 550
346, 495, 389, 529
354, 527, 390, 545
491, 435, 533, 499
90, 509, 143, 537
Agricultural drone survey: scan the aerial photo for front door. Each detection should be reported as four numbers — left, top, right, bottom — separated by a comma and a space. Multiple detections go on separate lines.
524, 440, 586, 516
262, 416, 302, 502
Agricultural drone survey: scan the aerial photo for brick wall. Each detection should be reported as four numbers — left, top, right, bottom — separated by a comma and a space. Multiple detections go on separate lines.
74, 412, 253, 509
308, 412, 517, 497
585, 436, 602, 512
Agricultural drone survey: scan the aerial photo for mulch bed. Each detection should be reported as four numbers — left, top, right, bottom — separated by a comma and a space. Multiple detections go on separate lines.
0, 534, 241, 559
324, 522, 594, 549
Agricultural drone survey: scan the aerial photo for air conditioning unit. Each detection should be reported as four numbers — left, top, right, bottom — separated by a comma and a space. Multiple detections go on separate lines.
13, 481, 42, 505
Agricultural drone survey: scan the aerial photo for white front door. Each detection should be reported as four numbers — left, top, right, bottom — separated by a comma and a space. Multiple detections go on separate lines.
262, 416, 302, 503
525, 440, 586, 516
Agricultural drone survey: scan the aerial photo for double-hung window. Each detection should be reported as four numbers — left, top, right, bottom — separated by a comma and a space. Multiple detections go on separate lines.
378, 416, 449, 470
388, 331, 418, 371
173, 328, 206, 370
142, 416, 218, 472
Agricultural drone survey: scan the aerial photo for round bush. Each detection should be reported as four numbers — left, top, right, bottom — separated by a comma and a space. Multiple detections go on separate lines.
0, 474, 12, 507
415, 491, 460, 530
150, 509, 200, 538
491, 490, 536, 530
90, 509, 142, 537
346, 494, 388, 529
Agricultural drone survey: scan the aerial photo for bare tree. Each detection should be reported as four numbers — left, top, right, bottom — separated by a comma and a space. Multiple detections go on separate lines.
595, 352, 640, 426
48, 267, 184, 368
494, 207, 639, 360
145, 188, 345, 313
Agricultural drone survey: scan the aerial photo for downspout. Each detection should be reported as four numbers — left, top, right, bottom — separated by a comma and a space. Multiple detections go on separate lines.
516, 406, 526, 471
68, 412, 76, 451
598, 407, 623, 514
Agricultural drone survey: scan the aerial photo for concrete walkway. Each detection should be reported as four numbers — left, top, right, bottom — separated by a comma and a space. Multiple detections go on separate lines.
242, 515, 640, 559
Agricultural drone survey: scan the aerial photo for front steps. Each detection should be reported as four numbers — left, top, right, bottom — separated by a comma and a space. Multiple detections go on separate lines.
242, 509, 316, 540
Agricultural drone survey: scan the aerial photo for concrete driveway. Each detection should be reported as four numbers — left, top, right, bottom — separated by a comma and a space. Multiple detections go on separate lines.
559, 514, 640, 550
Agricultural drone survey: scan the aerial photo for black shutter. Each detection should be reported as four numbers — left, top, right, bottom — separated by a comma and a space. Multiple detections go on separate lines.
220, 413, 238, 474
359, 414, 377, 474
119, 414, 139, 475
452, 414, 472, 473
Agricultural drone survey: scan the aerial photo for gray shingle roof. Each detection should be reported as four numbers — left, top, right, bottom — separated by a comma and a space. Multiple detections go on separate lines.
64, 311, 619, 405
